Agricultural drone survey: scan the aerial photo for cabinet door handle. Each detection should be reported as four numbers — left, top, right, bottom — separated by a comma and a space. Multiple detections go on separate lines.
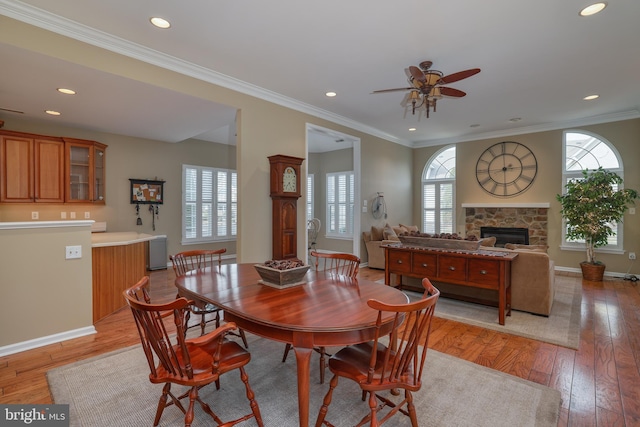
448, 266, 456, 271
480, 270, 487, 275
397, 260, 403, 264
421, 263, 428, 267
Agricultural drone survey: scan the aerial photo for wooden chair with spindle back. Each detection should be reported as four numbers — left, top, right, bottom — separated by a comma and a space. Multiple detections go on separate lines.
281, 250, 361, 384
315, 278, 439, 427
123, 276, 263, 427
170, 249, 248, 347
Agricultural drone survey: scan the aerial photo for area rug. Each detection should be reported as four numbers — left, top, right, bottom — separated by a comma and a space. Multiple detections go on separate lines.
47, 334, 560, 427
398, 277, 582, 349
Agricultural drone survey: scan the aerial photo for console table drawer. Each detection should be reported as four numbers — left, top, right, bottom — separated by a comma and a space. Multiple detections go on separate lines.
438, 255, 467, 281
468, 259, 500, 287
413, 252, 437, 276
387, 251, 412, 274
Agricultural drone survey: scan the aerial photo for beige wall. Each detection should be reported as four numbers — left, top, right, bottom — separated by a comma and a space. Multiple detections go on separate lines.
0, 223, 93, 348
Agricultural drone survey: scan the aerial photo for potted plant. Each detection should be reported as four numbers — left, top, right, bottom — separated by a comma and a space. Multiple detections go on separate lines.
556, 167, 638, 281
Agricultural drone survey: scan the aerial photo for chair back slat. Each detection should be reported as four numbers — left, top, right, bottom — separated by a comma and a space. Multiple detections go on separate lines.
124, 277, 193, 380
170, 249, 226, 277
310, 250, 360, 278
367, 278, 439, 388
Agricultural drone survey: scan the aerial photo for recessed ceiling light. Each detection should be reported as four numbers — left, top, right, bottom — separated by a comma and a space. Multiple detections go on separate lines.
45, 110, 61, 116
57, 88, 76, 95
580, 2, 607, 16
150, 17, 171, 29
409, 128, 416, 132
583, 94, 599, 100
325, 91, 337, 97
508, 117, 522, 123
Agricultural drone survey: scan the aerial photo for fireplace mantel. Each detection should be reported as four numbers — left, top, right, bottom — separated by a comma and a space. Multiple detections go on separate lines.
461, 203, 550, 208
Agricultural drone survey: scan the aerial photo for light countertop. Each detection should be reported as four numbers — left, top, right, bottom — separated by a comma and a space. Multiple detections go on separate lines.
91, 232, 164, 247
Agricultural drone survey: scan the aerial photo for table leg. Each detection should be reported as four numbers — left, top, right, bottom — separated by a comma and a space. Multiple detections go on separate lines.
293, 346, 313, 427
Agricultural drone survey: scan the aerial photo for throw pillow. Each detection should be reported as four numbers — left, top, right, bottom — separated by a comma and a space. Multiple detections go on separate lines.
504, 243, 548, 252
479, 236, 497, 247
383, 223, 400, 241
370, 225, 385, 241
399, 224, 419, 233
393, 225, 407, 236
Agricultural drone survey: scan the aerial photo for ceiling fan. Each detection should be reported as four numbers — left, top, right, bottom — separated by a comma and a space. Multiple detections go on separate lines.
373, 61, 480, 118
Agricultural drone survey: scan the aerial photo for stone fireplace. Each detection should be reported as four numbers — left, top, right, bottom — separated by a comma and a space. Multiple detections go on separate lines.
463, 203, 549, 246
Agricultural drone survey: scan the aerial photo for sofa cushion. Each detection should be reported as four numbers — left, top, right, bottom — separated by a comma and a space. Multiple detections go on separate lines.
393, 225, 407, 236
504, 243, 548, 252
370, 225, 385, 241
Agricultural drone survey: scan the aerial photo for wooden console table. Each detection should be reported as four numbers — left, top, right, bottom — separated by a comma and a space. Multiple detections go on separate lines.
383, 244, 517, 325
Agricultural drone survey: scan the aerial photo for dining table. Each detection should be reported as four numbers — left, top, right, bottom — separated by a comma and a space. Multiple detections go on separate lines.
175, 262, 409, 427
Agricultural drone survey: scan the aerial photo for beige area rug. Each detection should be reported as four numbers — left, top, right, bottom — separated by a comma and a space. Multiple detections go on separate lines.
47, 334, 560, 427
396, 277, 582, 349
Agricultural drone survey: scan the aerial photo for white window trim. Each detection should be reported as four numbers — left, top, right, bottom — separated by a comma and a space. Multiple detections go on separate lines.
181, 164, 237, 245
306, 174, 314, 223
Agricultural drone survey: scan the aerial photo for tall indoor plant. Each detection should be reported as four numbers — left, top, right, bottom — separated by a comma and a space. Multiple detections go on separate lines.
556, 167, 638, 280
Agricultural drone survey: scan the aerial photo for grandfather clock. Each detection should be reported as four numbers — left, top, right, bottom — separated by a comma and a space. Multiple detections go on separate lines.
268, 154, 304, 260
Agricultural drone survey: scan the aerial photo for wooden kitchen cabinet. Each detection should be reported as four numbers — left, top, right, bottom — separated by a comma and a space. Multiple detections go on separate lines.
0, 130, 64, 203
63, 138, 107, 204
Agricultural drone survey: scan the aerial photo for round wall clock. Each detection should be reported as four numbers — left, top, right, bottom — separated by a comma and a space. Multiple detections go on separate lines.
475, 141, 538, 197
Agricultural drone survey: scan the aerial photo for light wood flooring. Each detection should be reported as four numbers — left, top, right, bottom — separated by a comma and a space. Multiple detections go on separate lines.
1, 267, 639, 426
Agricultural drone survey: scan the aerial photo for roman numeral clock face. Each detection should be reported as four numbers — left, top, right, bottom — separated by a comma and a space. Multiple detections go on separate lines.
475, 141, 538, 197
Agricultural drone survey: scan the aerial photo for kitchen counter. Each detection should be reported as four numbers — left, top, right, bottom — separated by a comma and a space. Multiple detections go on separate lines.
91, 231, 159, 247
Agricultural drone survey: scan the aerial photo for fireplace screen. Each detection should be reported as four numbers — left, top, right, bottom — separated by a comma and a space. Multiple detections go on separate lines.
481, 227, 529, 247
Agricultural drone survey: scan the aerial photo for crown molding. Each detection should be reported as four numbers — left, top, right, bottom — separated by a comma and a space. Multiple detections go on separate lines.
0, 0, 408, 146
412, 110, 640, 148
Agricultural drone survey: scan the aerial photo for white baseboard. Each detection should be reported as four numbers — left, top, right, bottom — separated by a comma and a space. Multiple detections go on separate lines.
0, 326, 97, 357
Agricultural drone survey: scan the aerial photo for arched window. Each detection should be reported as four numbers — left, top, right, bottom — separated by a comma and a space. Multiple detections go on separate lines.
422, 145, 456, 234
561, 130, 625, 251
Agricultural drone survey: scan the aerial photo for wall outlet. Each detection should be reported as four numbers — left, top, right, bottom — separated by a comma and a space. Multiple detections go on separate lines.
84, 211, 91, 219
65, 245, 82, 259
70, 212, 76, 219
61, 212, 67, 219
630, 207, 636, 215
629, 252, 636, 260
31, 212, 39, 220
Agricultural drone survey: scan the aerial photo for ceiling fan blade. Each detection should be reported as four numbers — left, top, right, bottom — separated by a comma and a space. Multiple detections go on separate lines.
439, 87, 467, 97
438, 68, 481, 85
409, 65, 426, 83
372, 87, 413, 94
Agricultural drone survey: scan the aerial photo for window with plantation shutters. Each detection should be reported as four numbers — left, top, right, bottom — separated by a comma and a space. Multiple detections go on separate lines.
422, 146, 456, 235
326, 171, 354, 238
182, 165, 237, 243
306, 174, 314, 222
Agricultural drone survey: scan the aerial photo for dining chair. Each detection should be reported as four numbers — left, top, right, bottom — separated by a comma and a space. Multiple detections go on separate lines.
170, 249, 248, 348
282, 250, 361, 384
315, 278, 439, 427
123, 276, 263, 427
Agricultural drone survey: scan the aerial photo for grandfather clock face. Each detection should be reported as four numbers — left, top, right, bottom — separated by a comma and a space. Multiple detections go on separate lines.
268, 155, 305, 260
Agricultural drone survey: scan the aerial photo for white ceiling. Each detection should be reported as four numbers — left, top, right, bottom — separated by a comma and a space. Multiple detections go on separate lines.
1, 0, 639, 152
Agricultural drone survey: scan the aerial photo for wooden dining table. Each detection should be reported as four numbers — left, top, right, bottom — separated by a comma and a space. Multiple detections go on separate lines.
175, 263, 409, 427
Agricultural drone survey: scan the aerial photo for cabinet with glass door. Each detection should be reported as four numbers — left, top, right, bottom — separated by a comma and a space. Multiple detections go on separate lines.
63, 138, 107, 204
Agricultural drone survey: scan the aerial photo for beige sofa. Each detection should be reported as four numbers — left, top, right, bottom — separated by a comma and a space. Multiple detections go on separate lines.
362, 230, 397, 269
432, 245, 555, 316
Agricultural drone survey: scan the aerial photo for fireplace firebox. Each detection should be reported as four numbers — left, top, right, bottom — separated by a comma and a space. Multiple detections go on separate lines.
481, 227, 529, 247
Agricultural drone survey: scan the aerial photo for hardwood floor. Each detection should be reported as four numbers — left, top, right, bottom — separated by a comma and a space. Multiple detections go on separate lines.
1, 267, 639, 426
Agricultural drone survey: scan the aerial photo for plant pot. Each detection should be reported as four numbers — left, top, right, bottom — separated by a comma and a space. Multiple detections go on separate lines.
580, 262, 605, 281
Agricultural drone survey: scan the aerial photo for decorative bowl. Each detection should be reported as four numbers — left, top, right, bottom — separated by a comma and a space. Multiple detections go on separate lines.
254, 264, 310, 289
